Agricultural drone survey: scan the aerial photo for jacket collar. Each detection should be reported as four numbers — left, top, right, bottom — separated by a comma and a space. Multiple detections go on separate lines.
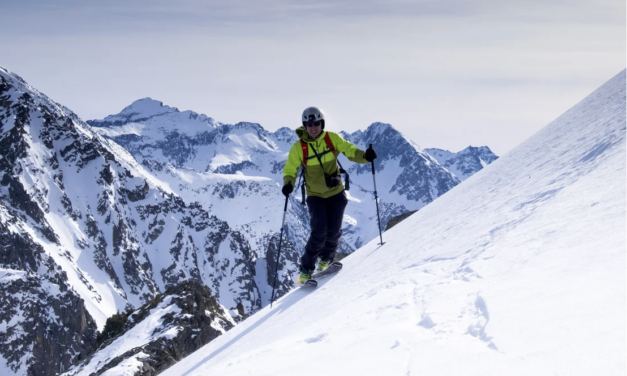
296, 126, 326, 143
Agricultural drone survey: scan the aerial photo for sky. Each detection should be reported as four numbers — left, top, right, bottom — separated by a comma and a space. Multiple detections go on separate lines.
0, 0, 624, 156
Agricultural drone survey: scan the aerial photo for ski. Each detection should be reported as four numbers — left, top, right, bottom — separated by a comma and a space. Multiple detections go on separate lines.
299, 262, 343, 288
301, 279, 318, 288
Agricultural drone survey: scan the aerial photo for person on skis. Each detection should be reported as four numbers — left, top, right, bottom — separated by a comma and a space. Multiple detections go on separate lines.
282, 107, 377, 284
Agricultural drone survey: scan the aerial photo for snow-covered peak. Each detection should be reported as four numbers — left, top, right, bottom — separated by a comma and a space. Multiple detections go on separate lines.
272, 127, 298, 143
88, 98, 221, 144
366, 121, 392, 134
0, 65, 83, 125
343, 122, 414, 149
426, 146, 499, 181
122, 97, 178, 116
273, 127, 293, 136
88, 98, 180, 127
340, 122, 430, 178
220, 121, 266, 135
337, 130, 351, 139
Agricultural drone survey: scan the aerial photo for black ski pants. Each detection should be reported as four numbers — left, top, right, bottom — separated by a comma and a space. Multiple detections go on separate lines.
301, 190, 348, 271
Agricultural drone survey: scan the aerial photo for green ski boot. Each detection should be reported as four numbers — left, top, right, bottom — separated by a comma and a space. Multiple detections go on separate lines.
297, 269, 314, 285
317, 258, 332, 272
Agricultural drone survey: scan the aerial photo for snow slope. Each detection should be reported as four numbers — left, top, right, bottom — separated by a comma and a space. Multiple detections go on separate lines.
162, 71, 626, 376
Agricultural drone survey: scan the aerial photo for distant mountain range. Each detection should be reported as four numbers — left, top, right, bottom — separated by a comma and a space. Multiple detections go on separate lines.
0, 66, 496, 376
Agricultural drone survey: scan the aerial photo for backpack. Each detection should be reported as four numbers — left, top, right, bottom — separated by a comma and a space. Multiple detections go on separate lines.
297, 133, 349, 205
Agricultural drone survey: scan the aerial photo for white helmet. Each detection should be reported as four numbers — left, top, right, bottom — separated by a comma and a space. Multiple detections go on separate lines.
302, 107, 325, 129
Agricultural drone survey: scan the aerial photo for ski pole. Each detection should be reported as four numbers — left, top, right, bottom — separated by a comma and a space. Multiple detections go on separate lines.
370, 144, 384, 245
270, 195, 289, 308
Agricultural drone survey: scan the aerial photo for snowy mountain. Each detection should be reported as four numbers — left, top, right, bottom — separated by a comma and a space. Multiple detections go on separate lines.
0, 67, 264, 376
426, 146, 498, 181
0, 65, 496, 376
161, 71, 626, 376
87, 98, 193, 127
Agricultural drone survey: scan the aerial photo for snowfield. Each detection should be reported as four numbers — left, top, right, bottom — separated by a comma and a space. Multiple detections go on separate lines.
161, 71, 626, 376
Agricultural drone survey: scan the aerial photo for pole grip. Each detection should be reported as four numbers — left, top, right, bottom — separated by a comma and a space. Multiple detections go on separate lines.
283, 195, 289, 212
368, 143, 384, 245
369, 144, 375, 174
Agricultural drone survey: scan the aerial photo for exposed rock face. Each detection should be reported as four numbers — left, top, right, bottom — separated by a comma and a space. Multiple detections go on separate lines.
123, 177, 150, 202
0, 219, 98, 376
63, 279, 235, 376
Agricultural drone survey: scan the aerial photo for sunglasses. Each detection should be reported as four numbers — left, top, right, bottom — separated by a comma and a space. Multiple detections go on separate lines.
303, 120, 323, 128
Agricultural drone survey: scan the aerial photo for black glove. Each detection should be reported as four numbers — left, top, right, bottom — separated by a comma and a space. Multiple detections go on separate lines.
282, 182, 293, 197
365, 146, 377, 162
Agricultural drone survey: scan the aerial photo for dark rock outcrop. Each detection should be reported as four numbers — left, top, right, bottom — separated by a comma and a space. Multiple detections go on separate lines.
384, 210, 418, 232
65, 279, 235, 376
0, 221, 98, 376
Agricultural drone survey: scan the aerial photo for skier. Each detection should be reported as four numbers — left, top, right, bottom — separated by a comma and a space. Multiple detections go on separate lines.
282, 107, 377, 284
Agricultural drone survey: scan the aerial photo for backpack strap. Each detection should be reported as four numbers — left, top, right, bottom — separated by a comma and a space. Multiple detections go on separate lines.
323, 133, 337, 156
301, 132, 337, 165
300, 140, 309, 167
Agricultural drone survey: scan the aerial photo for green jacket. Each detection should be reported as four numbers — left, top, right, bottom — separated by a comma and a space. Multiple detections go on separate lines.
283, 127, 369, 198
